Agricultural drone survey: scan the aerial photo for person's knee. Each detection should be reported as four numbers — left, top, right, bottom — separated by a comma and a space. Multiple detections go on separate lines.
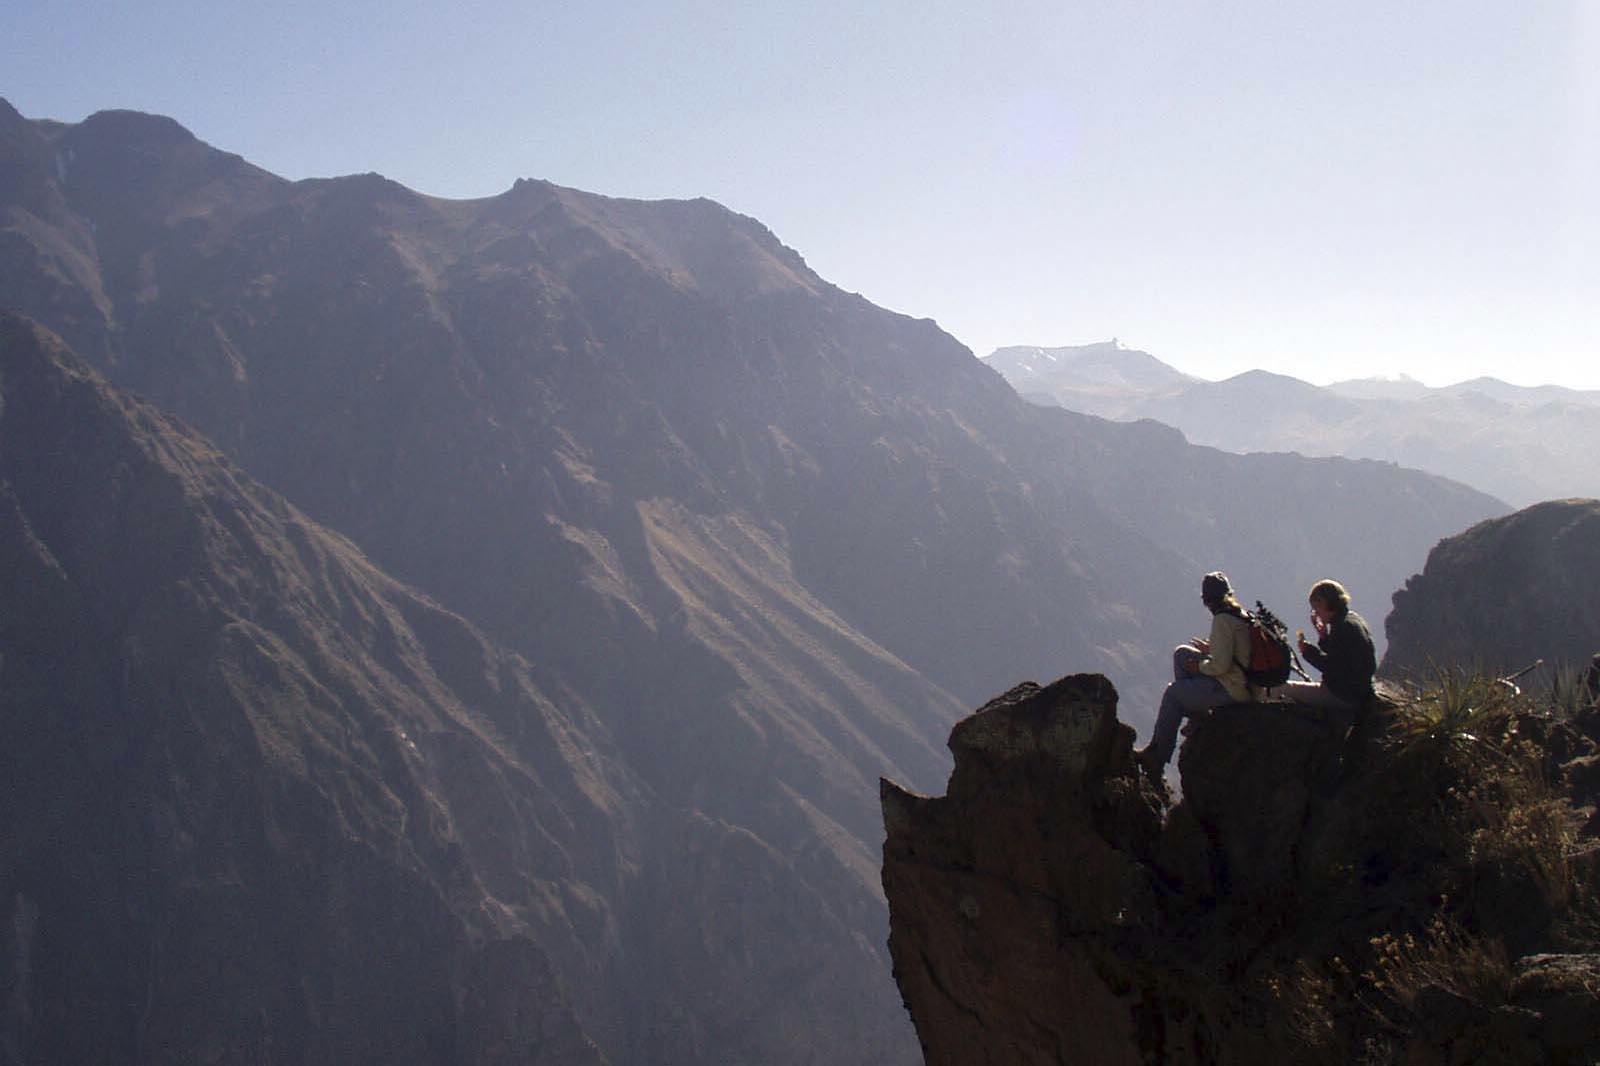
1169, 678, 1217, 713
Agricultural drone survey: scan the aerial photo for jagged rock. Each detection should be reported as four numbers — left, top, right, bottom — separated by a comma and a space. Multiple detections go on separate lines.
883, 676, 1600, 1065
882, 676, 1184, 1066
1386, 954, 1600, 1066
1171, 702, 1351, 900
1507, 954, 1600, 1060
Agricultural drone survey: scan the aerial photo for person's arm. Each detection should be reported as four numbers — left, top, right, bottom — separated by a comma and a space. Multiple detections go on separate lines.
1197, 613, 1237, 677
1302, 637, 1328, 673
1317, 620, 1352, 671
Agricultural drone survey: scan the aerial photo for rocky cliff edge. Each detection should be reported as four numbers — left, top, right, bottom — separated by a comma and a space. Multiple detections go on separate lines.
882, 675, 1600, 1065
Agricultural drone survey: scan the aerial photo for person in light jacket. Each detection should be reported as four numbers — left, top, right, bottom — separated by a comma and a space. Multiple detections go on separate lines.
1136, 571, 1253, 779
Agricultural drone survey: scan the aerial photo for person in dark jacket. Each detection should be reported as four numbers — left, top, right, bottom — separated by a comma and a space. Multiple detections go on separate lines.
1271, 579, 1375, 717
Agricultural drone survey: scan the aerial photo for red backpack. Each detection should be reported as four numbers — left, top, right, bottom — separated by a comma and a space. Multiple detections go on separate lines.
1236, 601, 1294, 688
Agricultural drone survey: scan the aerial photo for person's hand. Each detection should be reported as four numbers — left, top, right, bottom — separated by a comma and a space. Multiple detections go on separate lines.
1194, 638, 1210, 653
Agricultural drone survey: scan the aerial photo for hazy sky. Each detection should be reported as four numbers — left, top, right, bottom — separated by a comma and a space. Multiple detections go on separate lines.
6, 1, 1598, 387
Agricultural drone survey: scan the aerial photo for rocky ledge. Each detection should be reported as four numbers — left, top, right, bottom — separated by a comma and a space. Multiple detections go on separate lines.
881, 674, 1600, 1065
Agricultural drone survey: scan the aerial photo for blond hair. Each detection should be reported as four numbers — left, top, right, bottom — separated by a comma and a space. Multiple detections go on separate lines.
1308, 579, 1351, 616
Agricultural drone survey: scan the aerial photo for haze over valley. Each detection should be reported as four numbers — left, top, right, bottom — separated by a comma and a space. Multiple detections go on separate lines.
5, 10, 1600, 1063
989, 340, 1600, 509
0, 101, 1524, 1063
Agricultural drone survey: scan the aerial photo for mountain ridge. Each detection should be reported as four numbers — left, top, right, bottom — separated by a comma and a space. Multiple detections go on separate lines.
0, 313, 619, 1064
0, 312, 944, 1065
987, 341, 1600, 506
0, 102, 1510, 1064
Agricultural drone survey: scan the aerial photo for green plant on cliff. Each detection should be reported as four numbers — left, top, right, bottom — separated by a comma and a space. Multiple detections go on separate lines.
1283, 669, 1597, 1060
1389, 669, 1583, 910
1391, 664, 1517, 744
1546, 659, 1600, 719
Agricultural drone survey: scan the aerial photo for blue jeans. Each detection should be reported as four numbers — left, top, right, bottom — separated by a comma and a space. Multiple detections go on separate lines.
1145, 645, 1233, 767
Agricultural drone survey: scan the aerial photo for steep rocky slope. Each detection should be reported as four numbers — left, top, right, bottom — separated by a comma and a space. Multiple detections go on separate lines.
1383, 498, 1600, 680
0, 316, 922, 1066
0, 100, 1507, 1063
0, 99, 1499, 709
883, 676, 1600, 1064
0, 316, 615, 1063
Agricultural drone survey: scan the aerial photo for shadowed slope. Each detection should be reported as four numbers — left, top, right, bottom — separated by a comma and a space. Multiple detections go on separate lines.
1383, 498, 1600, 679
0, 316, 929, 1065
0, 102, 1511, 1064
0, 314, 619, 1064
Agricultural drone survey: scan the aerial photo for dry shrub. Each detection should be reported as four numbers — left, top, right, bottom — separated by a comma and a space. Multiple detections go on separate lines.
1312, 668, 1596, 1053
1260, 962, 1340, 1052
1385, 667, 1583, 920
1360, 911, 1511, 1020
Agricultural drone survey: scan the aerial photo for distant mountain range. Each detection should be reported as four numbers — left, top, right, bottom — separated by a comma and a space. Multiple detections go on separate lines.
988, 341, 1600, 507
0, 101, 1505, 1065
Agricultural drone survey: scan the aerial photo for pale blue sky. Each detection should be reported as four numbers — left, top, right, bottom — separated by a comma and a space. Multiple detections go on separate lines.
6, 1, 1598, 386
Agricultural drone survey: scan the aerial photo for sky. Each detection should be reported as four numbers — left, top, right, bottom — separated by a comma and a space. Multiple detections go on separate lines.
5, 1, 1598, 387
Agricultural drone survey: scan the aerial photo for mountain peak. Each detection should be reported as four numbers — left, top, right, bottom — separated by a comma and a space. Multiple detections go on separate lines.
77, 107, 201, 147
984, 341, 1195, 407
1221, 367, 1314, 387
1454, 374, 1513, 389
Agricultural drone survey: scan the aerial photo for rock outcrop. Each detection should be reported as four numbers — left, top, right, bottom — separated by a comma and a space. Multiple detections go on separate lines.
883, 676, 1600, 1065
1383, 498, 1600, 680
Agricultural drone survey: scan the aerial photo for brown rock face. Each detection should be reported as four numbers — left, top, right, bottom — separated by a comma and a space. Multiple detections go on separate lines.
1382, 498, 1600, 680
881, 677, 1169, 1066
883, 677, 1600, 1065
